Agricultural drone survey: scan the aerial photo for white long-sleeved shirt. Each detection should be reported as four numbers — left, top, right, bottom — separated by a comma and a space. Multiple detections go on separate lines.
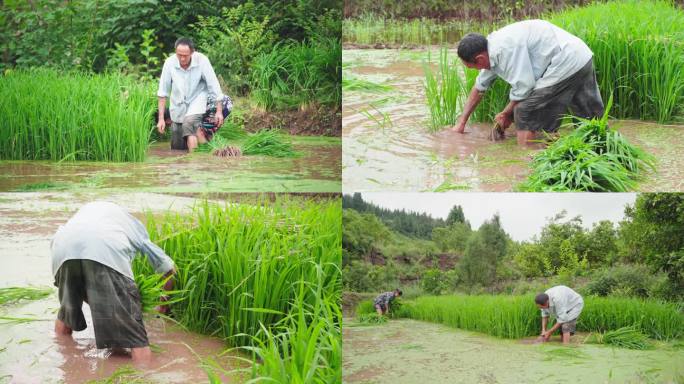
541, 285, 584, 323
475, 19, 593, 101
157, 51, 224, 123
51, 202, 175, 281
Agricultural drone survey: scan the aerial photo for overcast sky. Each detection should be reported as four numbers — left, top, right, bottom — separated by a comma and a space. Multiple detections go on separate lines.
358, 193, 637, 241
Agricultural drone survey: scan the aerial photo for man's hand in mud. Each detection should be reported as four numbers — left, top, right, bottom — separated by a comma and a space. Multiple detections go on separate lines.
494, 111, 513, 129
157, 119, 166, 135
450, 117, 467, 134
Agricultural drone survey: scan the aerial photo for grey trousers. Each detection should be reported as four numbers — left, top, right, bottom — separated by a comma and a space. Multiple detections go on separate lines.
170, 113, 203, 150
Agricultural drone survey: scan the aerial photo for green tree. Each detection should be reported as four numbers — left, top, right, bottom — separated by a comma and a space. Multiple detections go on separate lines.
431, 222, 471, 253
460, 214, 508, 286
446, 205, 466, 226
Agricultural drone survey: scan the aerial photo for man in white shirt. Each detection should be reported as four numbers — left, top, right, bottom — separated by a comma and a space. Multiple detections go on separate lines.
452, 20, 604, 145
52, 202, 176, 362
535, 285, 584, 344
156, 37, 224, 152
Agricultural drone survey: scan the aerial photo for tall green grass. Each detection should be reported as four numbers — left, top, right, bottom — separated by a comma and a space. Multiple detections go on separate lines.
469, 0, 684, 123
357, 294, 683, 341
133, 198, 341, 380
251, 37, 341, 111
0, 68, 155, 161
520, 96, 656, 191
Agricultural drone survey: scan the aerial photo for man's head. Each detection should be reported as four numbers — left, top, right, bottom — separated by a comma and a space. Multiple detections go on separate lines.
535, 293, 549, 309
457, 33, 490, 70
394, 288, 403, 297
175, 37, 195, 68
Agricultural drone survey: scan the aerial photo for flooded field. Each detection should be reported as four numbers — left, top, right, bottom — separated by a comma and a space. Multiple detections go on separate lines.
342, 49, 684, 192
0, 136, 341, 193
343, 318, 684, 384
0, 192, 247, 383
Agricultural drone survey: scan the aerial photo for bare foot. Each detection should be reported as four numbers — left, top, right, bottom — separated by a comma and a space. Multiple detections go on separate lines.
131, 346, 152, 364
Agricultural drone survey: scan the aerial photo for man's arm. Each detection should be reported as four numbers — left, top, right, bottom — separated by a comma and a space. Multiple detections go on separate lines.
157, 97, 167, 134
495, 100, 520, 129
451, 85, 485, 133
543, 320, 562, 339
541, 316, 548, 335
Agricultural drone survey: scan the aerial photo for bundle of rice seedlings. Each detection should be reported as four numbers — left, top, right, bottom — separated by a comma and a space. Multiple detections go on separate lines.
133, 273, 183, 314
520, 96, 655, 191
241, 129, 298, 157
599, 326, 652, 350
0, 286, 52, 306
358, 313, 388, 324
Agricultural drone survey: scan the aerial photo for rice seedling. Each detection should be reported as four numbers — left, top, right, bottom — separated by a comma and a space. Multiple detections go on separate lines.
423, 47, 468, 131
132, 273, 184, 314
357, 294, 684, 341
588, 326, 653, 350
241, 129, 299, 157
471, 0, 684, 123
359, 105, 392, 131
520, 96, 656, 191
342, 76, 394, 93
357, 313, 388, 325
343, 15, 487, 46
250, 37, 341, 110
133, 197, 341, 371
0, 68, 155, 162
0, 286, 53, 306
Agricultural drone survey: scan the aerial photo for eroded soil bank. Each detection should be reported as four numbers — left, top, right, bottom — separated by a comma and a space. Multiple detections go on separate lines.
343, 318, 684, 384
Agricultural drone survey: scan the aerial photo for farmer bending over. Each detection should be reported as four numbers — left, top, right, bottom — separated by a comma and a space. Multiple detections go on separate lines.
52, 201, 176, 363
452, 20, 604, 145
535, 285, 584, 344
374, 288, 402, 316
156, 37, 225, 152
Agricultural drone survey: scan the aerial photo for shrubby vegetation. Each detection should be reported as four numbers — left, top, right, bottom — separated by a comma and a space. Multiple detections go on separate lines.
343, 193, 684, 302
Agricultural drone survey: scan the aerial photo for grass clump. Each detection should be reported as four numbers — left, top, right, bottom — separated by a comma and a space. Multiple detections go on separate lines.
423, 47, 467, 131
0, 68, 155, 162
133, 273, 183, 314
241, 129, 299, 157
0, 286, 52, 306
520, 96, 655, 192
251, 37, 341, 111
358, 313, 388, 324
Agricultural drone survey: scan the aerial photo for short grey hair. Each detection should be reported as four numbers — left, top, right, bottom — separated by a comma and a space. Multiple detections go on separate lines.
174, 37, 195, 51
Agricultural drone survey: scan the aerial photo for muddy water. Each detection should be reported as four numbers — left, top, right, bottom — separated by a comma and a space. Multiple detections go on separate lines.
0, 137, 341, 193
342, 49, 684, 192
343, 318, 684, 384
0, 193, 248, 383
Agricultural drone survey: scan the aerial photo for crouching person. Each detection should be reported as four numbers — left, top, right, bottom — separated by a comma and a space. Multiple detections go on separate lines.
374, 288, 402, 316
535, 285, 584, 344
51, 201, 176, 363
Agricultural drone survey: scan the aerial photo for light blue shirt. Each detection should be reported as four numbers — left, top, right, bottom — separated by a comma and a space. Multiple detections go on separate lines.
541, 285, 584, 323
157, 51, 224, 123
475, 19, 593, 101
51, 202, 175, 281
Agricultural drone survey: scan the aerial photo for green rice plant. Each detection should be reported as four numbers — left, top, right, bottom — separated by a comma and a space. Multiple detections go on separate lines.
359, 105, 393, 131
589, 326, 653, 350
241, 129, 299, 157
386, 294, 683, 341
0, 286, 52, 306
250, 37, 341, 110
342, 76, 394, 93
0, 68, 155, 161
423, 47, 468, 131
358, 313, 388, 325
520, 96, 655, 191
133, 197, 342, 358
473, 0, 684, 123
132, 273, 184, 314
343, 15, 488, 45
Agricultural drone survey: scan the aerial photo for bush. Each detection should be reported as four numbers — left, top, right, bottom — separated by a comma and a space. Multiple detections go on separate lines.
421, 268, 446, 295
585, 264, 659, 298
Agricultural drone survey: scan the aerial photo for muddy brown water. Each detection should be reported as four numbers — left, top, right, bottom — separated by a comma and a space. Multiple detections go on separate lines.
343, 318, 684, 384
343, 49, 684, 192
0, 138, 341, 193
0, 193, 248, 383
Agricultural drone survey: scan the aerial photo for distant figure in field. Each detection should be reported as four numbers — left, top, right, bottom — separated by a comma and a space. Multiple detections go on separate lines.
374, 288, 402, 316
452, 19, 605, 145
51, 202, 176, 363
156, 37, 225, 152
535, 285, 584, 344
